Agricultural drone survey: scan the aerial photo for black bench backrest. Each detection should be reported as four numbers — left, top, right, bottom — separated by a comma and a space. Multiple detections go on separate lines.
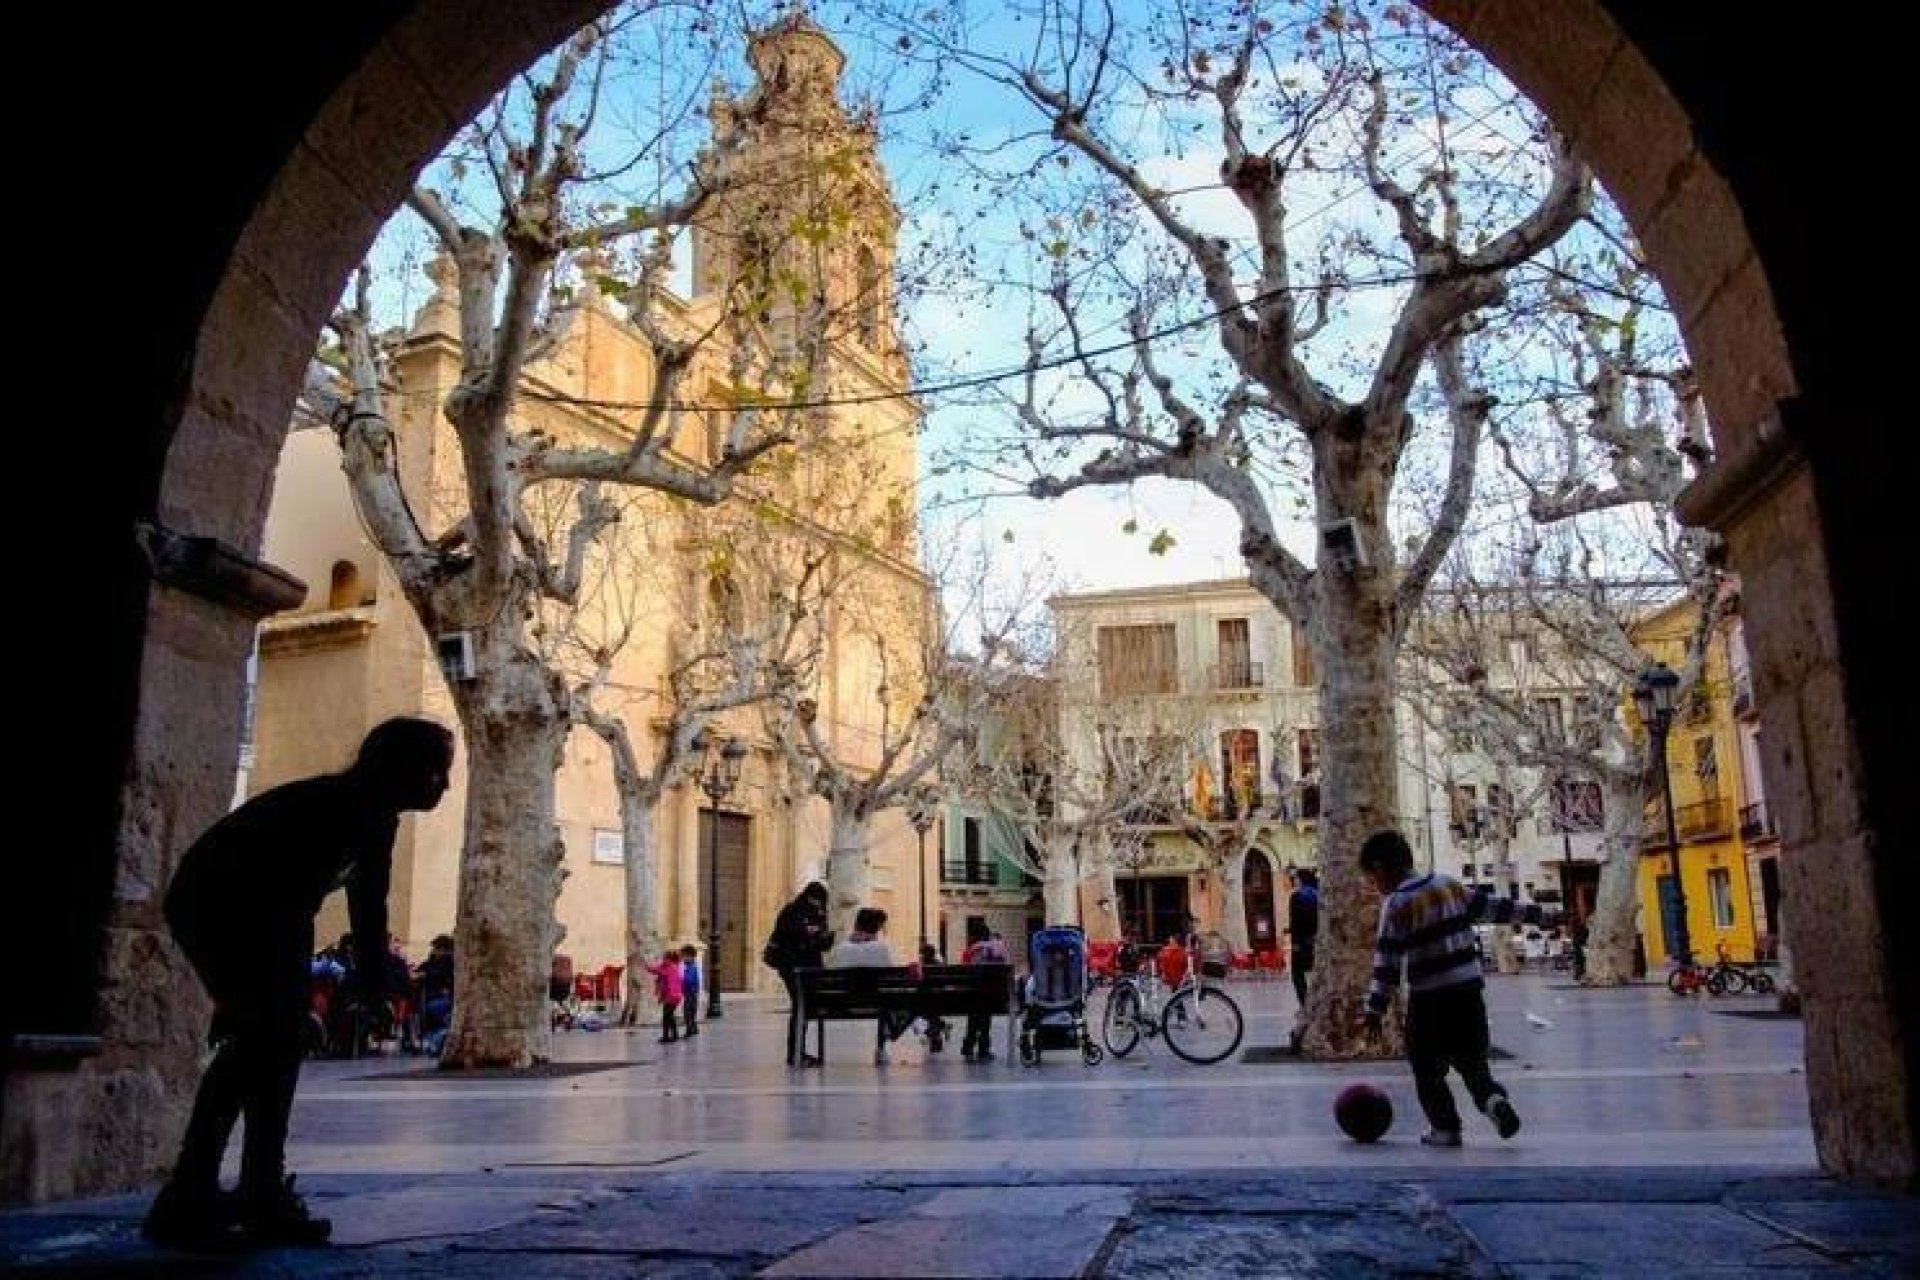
797, 964, 1013, 1018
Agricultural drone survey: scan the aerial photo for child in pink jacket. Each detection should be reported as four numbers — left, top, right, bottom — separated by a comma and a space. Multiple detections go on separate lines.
643, 949, 684, 1043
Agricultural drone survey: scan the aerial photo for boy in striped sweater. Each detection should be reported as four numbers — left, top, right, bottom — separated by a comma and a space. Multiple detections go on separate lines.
1360, 829, 1521, 1148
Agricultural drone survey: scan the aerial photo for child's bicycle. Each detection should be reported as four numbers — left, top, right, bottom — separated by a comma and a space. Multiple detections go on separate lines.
1100, 940, 1245, 1064
1667, 943, 1776, 996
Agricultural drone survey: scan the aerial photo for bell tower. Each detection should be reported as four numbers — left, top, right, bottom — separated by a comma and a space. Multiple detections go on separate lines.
692, 8, 904, 379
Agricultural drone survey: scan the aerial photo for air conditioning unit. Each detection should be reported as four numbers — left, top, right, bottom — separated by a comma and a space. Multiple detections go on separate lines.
436, 631, 477, 682
1319, 517, 1370, 572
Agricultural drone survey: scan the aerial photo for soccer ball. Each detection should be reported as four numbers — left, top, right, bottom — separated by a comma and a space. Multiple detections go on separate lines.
1333, 1083, 1393, 1143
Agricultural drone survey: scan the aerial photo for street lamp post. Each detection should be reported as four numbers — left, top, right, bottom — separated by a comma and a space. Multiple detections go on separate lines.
693, 729, 748, 1019
1633, 662, 1692, 966
909, 795, 937, 954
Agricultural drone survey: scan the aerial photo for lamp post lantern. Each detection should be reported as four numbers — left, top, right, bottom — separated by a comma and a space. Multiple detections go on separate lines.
693, 729, 748, 1019
909, 795, 937, 953
1632, 662, 1691, 966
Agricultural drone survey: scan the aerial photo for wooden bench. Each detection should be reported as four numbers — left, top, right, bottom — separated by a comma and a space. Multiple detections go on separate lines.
794, 964, 1018, 1066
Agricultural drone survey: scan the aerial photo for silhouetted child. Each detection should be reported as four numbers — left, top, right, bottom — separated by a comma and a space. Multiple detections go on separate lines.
145, 717, 454, 1250
1360, 828, 1520, 1148
644, 949, 684, 1042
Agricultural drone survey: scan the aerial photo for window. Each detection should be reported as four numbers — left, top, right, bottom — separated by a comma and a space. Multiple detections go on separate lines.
1693, 737, 1720, 796
1572, 694, 1602, 749
1533, 697, 1566, 745
591, 829, 624, 866
1449, 783, 1482, 838
856, 244, 881, 346
1296, 728, 1320, 779
1215, 618, 1255, 687
327, 559, 365, 610
1550, 778, 1604, 832
1707, 867, 1735, 928
1487, 783, 1518, 837
1505, 635, 1532, 683
1219, 729, 1261, 815
1446, 705, 1477, 751
1097, 624, 1178, 696
1290, 619, 1315, 686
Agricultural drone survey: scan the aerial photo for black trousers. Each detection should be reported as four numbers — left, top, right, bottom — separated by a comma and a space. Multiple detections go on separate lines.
167, 911, 313, 1200
780, 968, 806, 1063
1405, 982, 1505, 1132
961, 1012, 993, 1056
1291, 950, 1314, 1008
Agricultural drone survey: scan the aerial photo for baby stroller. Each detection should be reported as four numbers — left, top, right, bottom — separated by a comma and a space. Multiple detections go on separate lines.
1018, 926, 1103, 1066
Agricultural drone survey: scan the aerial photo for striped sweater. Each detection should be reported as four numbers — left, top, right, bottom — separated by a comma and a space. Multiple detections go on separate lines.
1366, 872, 1486, 1014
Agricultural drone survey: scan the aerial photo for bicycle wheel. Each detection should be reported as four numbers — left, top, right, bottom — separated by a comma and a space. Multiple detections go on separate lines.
1666, 968, 1692, 995
1162, 987, 1244, 1065
1716, 965, 1748, 995
1749, 971, 1776, 995
1103, 983, 1142, 1058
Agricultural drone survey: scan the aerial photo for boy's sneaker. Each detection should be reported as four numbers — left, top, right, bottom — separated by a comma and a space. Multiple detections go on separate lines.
1419, 1128, 1463, 1148
142, 1180, 240, 1251
238, 1174, 332, 1247
1486, 1094, 1522, 1140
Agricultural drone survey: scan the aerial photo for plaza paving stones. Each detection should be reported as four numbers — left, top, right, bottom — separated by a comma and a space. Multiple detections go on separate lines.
4, 975, 1915, 1274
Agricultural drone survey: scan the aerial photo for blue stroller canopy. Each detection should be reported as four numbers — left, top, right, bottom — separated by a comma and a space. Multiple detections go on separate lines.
1027, 926, 1088, 1008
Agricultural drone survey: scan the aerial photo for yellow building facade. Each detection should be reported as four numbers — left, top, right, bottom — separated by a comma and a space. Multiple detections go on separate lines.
248, 14, 934, 994
1631, 592, 1771, 968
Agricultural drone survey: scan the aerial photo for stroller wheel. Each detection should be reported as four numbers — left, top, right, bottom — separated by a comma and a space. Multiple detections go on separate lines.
1019, 1035, 1037, 1066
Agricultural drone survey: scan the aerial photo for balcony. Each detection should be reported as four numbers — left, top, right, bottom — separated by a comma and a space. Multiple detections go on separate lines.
1740, 800, 1778, 842
1209, 660, 1264, 691
1732, 672, 1755, 718
1676, 797, 1733, 841
1642, 796, 1734, 847
941, 860, 999, 887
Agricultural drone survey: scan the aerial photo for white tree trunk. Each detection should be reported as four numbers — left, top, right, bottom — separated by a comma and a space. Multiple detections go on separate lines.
1491, 832, 1521, 975
1299, 571, 1405, 1059
825, 797, 871, 941
1219, 846, 1250, 952
619, 804, 664, 1027
445, 662, 569, 1067
1041, 836, 1079, 928
1085, 839, 1120, 941
1582, 779, 1645, 986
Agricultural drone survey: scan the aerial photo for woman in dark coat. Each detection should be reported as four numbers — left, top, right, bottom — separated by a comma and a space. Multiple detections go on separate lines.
765, 882, 833, 1065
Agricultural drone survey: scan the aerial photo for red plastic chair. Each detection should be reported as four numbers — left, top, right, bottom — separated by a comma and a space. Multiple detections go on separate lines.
595, 964, 624, 1006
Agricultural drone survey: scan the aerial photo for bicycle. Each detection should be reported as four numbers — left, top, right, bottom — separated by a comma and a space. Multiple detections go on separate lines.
1100, 940, 1245, 1064
1666, 944, 1776, 996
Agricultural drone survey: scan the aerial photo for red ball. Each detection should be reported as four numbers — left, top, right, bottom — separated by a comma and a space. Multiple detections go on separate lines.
1333, 1083, 1393, 1143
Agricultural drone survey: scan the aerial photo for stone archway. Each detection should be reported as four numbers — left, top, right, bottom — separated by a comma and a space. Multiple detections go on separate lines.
7, 1, 1909, 1201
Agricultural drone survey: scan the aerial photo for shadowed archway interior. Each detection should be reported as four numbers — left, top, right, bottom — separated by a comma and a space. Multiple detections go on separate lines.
9, 0, 1908, 1201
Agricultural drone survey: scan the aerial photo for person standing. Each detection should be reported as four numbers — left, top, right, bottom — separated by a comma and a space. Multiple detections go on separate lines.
764, 882, 833, 1066
643, 948, 684, 1043
678, 944, 702, 1037
958, 918, 1008, 1062
144, 717, 455, 1250
1287, 868, 1320, 1010
1359, 829, 1521, 1149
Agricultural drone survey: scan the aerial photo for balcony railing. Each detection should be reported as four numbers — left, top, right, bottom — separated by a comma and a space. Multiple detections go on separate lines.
1676, 797, 1733, 841
1642, 796, 1734, 847
1739, 799, 1777, 842
941, 860, 999, 886
1732, 672, 1755, 718
1209, 660, 1264, 691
